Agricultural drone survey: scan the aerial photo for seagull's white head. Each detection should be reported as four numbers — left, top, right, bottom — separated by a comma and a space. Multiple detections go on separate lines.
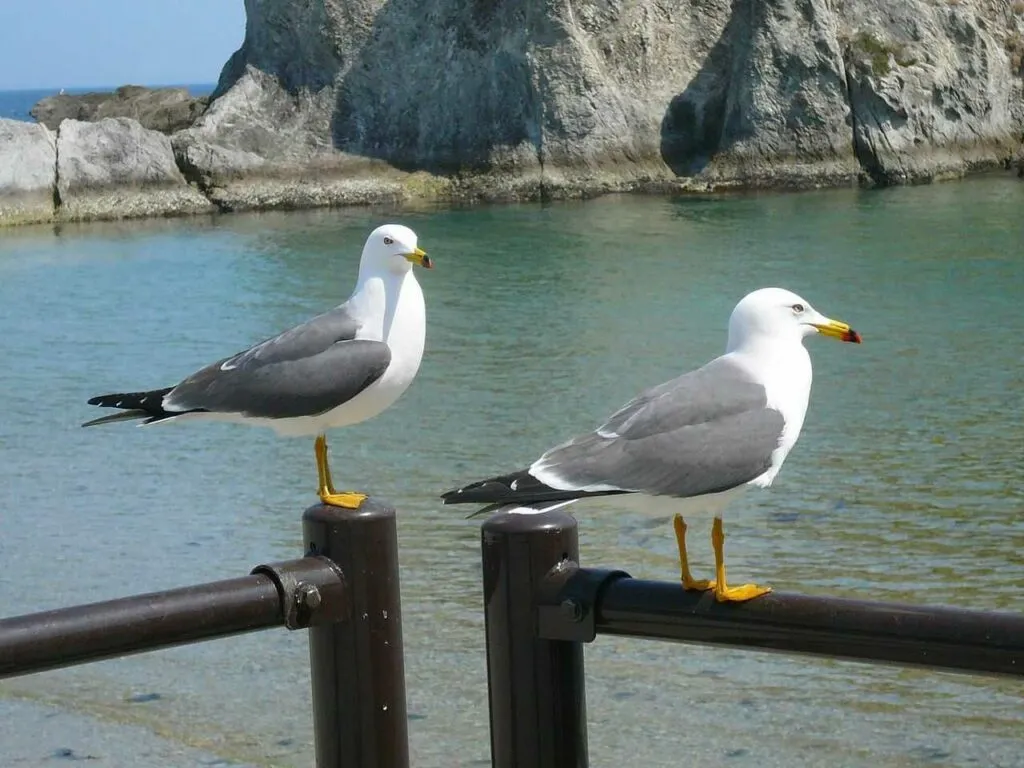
726, 287, 862, 353
361, 224, 433, 276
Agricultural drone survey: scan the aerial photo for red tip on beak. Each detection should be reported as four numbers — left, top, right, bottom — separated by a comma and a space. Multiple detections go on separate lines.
844, 329, 863, 344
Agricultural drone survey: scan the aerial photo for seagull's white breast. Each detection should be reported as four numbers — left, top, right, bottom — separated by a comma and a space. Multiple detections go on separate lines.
319, 270, 426, 430
737, 345, 813, 488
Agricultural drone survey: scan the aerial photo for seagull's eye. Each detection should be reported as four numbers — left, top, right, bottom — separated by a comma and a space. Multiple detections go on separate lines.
383, 236, 394, 245
792, 303, 805, 314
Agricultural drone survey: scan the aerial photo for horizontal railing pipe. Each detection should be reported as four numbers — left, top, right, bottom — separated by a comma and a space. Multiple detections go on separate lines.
582, 575, 1024, 679
482, 510, 1024, 766
0, 556, 345, 679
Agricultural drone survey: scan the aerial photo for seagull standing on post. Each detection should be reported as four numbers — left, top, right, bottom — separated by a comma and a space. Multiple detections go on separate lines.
442, 287, 861, 602
84, 224, 433, 509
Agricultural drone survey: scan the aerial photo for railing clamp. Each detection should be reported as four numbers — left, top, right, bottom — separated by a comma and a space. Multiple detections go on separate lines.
252, 556, 349, 630
537, 561, 630, 642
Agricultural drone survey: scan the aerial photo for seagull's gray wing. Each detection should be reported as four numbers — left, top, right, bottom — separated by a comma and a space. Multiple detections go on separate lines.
163, 304, 391, 419
530, 356, 786, 498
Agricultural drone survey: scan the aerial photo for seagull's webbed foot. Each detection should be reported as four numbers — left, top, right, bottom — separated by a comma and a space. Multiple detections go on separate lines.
319, 490, 369, 509
314, 434, 368, 510
714, 583, 772, 602
673, 514, 715, 592
711, 516, 771, 603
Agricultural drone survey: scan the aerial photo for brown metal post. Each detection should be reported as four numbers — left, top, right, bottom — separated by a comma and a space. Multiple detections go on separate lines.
303, 498, 409, 768
481, 510, 588, 768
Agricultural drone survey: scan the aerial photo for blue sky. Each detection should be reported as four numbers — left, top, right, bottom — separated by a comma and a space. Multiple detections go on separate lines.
0, 1, 246, 90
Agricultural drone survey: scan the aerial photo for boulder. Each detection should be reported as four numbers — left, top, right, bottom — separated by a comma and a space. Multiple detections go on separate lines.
0, 119, 56, 226
31, 85, 208, 134
57, 118, 215, 222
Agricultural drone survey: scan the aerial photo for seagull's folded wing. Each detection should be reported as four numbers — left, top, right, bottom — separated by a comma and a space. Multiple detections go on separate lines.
530, 356, 787, 498
164, 306, 392, 419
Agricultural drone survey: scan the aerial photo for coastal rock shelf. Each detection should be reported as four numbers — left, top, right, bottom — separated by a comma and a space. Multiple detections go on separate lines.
0, 117, 216, 225
31, 85, 209, 135
57, 118, 215, 222
2, 0, 1022, 226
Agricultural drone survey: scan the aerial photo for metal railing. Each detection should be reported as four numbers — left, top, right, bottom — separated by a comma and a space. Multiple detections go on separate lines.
0, 499, 409, 768
480, 510, 1024, 768
2, 503, 1022, 768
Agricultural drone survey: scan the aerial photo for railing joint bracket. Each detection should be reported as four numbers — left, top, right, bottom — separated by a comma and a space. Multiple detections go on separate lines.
538, 562, 631, 642
252, 556, 348, 630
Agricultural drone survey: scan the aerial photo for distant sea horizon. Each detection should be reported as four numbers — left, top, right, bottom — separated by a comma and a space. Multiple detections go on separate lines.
0, 82, 216, 122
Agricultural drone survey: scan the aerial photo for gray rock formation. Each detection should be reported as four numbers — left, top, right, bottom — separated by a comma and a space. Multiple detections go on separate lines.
178, 0, 1023, 208
31, 85, 208, 134
843, 1, 1024, 184
0, 119, 56, 225
173, 70, 421, 211
2, 0, 1022, 228
57, 118, 215, 221
657, 0, 861, 188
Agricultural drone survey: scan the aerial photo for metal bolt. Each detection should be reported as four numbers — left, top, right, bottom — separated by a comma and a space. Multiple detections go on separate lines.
296, 582, 322, 610
560, 599, 585, 623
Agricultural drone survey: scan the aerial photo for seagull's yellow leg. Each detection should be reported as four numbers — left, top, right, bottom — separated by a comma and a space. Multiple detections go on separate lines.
314, 434, 367, 509
672, 514, 714, 591
711, 516, 771, 603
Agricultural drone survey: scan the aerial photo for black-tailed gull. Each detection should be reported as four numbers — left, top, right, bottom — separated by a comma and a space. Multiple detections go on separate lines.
442, 287, 861, 602
83, 224, 433, 509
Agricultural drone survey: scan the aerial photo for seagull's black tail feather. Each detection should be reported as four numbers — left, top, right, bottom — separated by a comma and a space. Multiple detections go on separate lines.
441, 468, 628, 514
83, 387, 198, 427
81, 409, 156, 427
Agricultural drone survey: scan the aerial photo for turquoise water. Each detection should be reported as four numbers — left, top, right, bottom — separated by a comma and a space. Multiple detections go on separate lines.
0, 178, 1022, 767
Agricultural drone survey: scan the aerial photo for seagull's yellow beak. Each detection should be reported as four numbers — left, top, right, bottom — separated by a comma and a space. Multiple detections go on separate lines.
404, 247, 433, 269
813, 317, 862, 343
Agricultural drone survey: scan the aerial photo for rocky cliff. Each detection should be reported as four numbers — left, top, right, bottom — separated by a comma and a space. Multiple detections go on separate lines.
3, 0, 1022, 225
173, 0, 1023, 209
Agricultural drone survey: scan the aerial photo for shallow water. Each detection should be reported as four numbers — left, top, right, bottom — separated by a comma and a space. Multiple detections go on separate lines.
0, 177, 1022, 767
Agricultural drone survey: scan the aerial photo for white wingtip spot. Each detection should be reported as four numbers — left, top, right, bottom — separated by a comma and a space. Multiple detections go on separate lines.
504, 499, 580, 515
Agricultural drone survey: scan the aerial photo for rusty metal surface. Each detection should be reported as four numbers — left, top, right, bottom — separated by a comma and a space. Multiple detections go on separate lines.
481, 510, 589, 768
304, 498, 409, 768
0, 557, 346, 680
588, 576, 1024, 679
